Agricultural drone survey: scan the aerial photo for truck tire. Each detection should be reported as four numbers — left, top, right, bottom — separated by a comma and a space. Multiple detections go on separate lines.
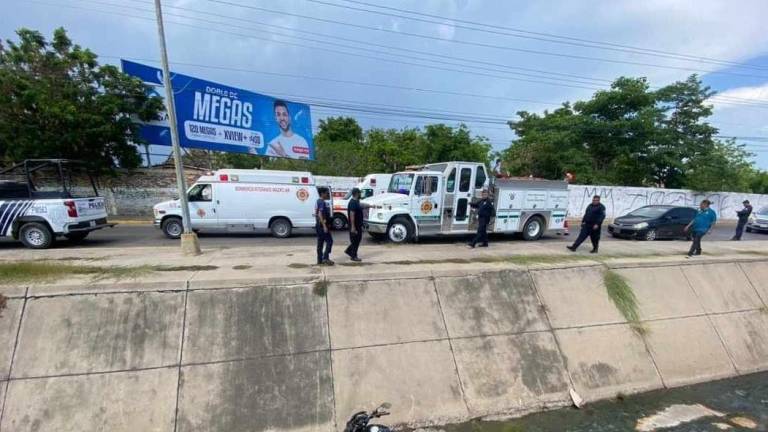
387, 217, 414, 244
65, 232, 89, 243
161, 217, 183, 239
522, 216, 545, 241
19, 222, 54, 249
332, 213, 348, 230
270, 218, 293, 238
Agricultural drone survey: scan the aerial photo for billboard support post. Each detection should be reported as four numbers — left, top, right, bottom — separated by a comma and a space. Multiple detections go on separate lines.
153, 0, 201, 255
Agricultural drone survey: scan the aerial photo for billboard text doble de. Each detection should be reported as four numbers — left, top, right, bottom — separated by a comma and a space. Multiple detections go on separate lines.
122, 60, 314, 160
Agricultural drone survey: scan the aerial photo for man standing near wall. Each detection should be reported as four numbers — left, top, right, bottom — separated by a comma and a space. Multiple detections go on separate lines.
684, 199, 717, 257
732, 200, 753, 241
567, 195, 606, 254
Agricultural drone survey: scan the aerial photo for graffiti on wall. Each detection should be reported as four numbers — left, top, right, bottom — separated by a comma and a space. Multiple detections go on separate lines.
569, 185, 768, 221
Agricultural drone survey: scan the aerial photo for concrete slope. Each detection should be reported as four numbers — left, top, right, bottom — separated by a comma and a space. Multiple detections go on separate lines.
1, 260, 767, 431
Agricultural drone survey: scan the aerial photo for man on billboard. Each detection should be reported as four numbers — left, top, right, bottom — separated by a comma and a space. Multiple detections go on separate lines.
267, 100, 310, 159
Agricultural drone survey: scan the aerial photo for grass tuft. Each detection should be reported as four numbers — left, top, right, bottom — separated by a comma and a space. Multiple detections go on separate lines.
313, 279, 329, 297
604, 269, 646, 334
0, 261, 217, 284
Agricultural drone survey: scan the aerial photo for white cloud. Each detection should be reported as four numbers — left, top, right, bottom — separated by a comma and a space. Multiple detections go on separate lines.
710, 83, 768, 111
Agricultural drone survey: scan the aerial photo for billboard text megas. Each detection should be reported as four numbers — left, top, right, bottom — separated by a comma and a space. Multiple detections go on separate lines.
122, 60, 314, 160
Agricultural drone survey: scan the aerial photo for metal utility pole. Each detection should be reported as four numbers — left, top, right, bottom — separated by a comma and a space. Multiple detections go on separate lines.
154, 0, 201, 255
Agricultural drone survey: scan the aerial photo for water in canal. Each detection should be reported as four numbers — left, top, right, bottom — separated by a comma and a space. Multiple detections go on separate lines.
432, 371, 767, 432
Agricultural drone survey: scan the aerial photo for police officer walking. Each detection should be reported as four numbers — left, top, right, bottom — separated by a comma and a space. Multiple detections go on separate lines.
468, 189, 495, 248
345, 188, 369, 261
732, 200, 753, 241
567, 195, 606, 254
315, 189, 334, 266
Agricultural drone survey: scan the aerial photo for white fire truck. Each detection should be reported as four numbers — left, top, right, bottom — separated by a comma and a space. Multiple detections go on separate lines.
363, 161, 568, 243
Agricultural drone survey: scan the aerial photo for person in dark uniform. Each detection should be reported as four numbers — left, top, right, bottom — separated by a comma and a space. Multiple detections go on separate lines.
468, 189, 495, 248
345, 188, 369, 261
567, 195, 606, 253
732, 200, 753, 240
315, 189, 334, 265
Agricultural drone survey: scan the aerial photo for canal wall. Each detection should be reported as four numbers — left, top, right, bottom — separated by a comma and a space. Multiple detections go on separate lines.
1, 259, 767, 431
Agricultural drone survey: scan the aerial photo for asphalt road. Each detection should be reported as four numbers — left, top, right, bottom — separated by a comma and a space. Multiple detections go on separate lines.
0, 222, 763, 250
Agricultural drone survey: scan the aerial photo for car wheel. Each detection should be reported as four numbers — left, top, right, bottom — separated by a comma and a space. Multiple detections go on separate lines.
65, 232, 89, 243
270, 218, 293, 238
746, 227, 753, 233
387, 217, 414, 244
161, 217, 183, 239
332, 214, 348, 230
644, 229, 657, 241
20, 222, 54, 249
522, 216, 545, 241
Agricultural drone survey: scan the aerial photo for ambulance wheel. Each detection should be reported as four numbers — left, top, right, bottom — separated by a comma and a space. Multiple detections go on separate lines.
162, 217, 183, 239
19, 222, 54, 249
332, 214, 348, 230
65, 232, 89, 243
270, 218, 293, 238
522, 216, 545, 241
387, 217, 414, 244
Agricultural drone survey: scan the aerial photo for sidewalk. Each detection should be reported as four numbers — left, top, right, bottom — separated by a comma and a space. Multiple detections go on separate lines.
1, 237, 765, 296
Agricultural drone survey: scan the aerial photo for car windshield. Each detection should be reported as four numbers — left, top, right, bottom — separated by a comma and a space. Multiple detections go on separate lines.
627, 207, 670, 218
388, 174, 414, 195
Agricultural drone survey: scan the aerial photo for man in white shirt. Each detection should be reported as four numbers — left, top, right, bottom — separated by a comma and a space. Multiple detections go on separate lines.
267, 100, 310, 159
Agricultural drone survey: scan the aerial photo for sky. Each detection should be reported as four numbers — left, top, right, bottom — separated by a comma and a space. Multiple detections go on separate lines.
1, 0, 768, 168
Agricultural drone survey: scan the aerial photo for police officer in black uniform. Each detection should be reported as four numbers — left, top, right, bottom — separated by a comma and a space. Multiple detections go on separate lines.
468, 189, 496, 248
732, 200, 753, 240
315, 189, 334, 265
567, 195, 606, 253
345, 188, 368, 261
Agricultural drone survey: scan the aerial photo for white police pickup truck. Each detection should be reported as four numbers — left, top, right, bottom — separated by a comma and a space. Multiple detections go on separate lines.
0, 160, 115, 249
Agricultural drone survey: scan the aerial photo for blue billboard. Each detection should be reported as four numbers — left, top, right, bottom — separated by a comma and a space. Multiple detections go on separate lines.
122, 60, 314, 160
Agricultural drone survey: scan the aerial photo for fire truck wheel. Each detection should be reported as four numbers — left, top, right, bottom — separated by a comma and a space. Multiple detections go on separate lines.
387, 217, 414, 243
20, 222, 54, 249
522, 216, 545, 241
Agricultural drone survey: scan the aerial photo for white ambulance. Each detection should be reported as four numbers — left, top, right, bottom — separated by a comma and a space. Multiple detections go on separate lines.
331, 173, 393, 230
0, 159, 115, 249
363, 161, 568, 243
153, 169, 330, 239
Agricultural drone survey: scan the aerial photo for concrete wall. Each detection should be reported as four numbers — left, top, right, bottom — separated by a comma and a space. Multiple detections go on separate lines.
1, 260, 766, 431
568, 184, 768, 221
99, 169, 768, 219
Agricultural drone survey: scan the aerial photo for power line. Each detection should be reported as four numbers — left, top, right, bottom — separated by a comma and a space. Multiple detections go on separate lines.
35, 0, 608, 93
86, 0, 615, 87
308, 0, 768, 72
47, 0, 768, 108
201, 0, 768, 81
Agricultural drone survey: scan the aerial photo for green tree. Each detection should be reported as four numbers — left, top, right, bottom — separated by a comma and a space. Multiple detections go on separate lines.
0, 28, 162, 172
503, 74, 761, 192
